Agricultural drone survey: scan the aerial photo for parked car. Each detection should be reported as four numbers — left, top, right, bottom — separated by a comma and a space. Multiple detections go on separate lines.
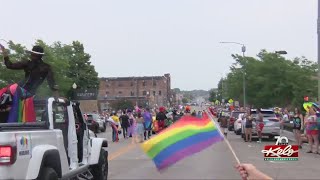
97, 116, 107, 132
85, 114, 100, 133
234, 113, 245, 135
228, 111, 245, 131
241, 109, 279, 140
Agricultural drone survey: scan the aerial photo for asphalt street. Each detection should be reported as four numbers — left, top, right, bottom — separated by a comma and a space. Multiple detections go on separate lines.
99, 116, 320, 179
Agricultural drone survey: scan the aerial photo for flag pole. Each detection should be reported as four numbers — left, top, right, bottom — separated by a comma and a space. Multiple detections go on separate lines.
206, 110, 241, 164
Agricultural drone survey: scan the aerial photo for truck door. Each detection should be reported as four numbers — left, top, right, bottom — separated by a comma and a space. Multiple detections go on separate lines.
52, 102, 69, 154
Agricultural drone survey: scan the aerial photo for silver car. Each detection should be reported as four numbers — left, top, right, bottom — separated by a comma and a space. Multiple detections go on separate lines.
241, 109, 280, 140
251, 117, 280, 140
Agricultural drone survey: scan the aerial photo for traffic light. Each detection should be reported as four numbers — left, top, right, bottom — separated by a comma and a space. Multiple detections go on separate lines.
304, 96, 309, 102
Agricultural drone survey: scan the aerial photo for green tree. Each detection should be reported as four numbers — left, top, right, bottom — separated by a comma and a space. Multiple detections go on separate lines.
0, 40, 99, 99
182, 98, 189, 104
220, 50, 317, 108
208, 89, 217, 102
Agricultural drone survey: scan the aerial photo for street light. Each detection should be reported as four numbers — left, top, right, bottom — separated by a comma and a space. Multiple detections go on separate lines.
72, 83, 77, 89
72, 83, 77, 100
220, 41, 247, 108
275, 51, 288, 55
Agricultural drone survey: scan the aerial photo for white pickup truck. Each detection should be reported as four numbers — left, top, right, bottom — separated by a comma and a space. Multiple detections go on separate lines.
0, 98, 108, 180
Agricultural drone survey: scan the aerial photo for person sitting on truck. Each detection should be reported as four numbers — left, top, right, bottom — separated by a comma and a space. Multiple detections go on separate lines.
1, 45, 59, 96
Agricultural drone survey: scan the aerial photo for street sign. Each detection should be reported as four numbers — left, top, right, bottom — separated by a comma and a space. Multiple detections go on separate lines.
74, 89, 98, 100
235, 101, 239, 107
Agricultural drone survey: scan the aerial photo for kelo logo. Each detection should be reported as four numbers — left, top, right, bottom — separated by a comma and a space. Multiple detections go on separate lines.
261, 136, 299, 161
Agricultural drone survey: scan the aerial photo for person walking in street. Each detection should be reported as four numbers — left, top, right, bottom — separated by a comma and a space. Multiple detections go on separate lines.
191, 110, 197, 117
105, 115, 119, 142
127, 109, 136, 138
256, 108, 264, 143
218, 112, 228, 137
111, 112, 121, 142
143, 108, 153, 140
156, 107, 167, 132
244, 109, 253, 142
120, 110, 130, 139
293, 108, 303, 149
135, 112, 145, 143
281, 109, 289, 133
305, 107, 319, 154
197, 111, 202, 118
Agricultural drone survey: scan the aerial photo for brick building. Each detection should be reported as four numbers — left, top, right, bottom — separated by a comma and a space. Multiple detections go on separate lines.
97, 74, 172, 111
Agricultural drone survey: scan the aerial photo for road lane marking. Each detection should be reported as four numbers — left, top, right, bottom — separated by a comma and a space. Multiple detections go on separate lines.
108, 143, 137, 161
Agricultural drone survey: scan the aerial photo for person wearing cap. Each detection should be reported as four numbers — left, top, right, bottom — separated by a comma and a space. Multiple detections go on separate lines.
1, 45, 58, 95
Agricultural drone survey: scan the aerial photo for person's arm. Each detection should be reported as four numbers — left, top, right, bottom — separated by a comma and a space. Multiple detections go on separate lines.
236, 164, 273, 180
1, 45, 29, 69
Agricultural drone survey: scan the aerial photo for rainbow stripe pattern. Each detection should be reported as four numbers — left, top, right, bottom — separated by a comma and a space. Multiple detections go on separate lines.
141, 115, 223, 170
7, 86, 36, 123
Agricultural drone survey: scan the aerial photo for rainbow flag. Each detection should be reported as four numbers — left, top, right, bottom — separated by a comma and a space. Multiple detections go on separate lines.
7, 87, 36, 123
141, 115, 224, 171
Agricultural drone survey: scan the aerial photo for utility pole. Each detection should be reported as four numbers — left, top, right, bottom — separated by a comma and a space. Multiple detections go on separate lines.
242, 45, 246, 108
220, 42, 247, 108
318, 0, 320, 102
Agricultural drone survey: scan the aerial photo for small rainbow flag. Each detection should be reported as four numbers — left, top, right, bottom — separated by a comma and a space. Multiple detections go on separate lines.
7, 87, 36, 123
141, 115, 224, 171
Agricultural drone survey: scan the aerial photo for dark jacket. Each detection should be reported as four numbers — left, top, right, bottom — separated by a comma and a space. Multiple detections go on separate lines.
120, 114, 130, 128
4, 57, 58, 95
156, 112, 167, 122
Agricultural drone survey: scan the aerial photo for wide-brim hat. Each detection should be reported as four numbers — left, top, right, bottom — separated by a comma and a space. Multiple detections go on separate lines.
26, 45, 45, 55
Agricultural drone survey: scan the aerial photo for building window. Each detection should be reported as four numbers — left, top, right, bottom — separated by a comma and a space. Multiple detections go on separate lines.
118, 83, 123, 87
106, 84, 109, 88
153, 91, 156, 96
159, 91, 162, 96
153, 81, 156, 86
143, 81, 146, 86
131, 82, 134, 86
131, 91, 134, 96
118, 91, 122, 94
143, 91, 147, 96
105, 91, 109, 94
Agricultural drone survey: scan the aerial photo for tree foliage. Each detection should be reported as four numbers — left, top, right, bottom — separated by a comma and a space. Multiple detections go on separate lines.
0, 40, 99, 99
218, 50, 317, 108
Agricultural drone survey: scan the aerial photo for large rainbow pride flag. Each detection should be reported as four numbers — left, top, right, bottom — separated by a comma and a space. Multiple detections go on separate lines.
141, 114, 223, 171
7, 85, 36, 123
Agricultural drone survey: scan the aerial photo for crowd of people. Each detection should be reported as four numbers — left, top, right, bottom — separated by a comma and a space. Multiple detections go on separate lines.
212, 105, 320, 155
101, 105, 210, 143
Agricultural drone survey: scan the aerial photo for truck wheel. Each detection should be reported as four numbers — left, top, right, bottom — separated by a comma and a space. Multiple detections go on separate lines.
37, 167, 58, 180
91, 149, 108, 180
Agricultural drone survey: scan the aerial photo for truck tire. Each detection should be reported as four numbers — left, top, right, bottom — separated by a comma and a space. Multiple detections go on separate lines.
91, 149, 108, 180
37, 167, 58, 180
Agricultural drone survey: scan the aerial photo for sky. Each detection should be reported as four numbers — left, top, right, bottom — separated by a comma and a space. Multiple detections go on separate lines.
0, 0, 317, 91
